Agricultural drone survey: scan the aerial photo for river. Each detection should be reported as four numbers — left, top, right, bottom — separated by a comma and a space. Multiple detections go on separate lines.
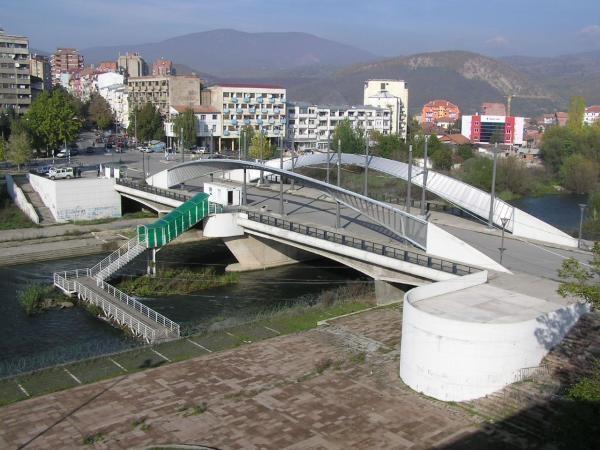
0, 240, 369, 378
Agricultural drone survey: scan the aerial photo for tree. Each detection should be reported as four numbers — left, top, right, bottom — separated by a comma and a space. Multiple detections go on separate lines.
173, 108, 198, 149
457, 144, 474, 161
460, 157, 493, 191
7, 130, 32, 170
25, 90, 81, 154
0, 138, 6, 161
248, 132, 275, 160
558, 242, 600, 309
371, 131, 406, 160
87, 93, 114, 130
567, 96, 586, 131
240, 125, 255, 158
430, 147, 452, 171
128, 103, 165, 143
330, 119, 364, 154
560, 153, 598, 194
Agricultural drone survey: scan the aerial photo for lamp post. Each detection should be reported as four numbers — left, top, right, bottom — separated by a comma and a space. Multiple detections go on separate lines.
420, 135, 429, 216
578, 203, 587, 249
326, 134, 331, 184
279, 135, 284, 216
500, 217, 509, 264
489, 142, 498, 228
364, 131, 369, 197
336, 138, 341, 228
406, 144, 413, 213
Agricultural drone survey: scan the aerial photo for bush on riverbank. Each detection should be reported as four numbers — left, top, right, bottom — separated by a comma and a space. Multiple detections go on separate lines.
0, 185, 39, 230
117, 267, 239, 297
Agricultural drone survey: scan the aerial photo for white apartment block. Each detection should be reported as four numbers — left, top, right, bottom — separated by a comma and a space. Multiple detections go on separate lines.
364, 79, 408, 139
286, 102, 393, 151
97, 72, 129, 129
584, 106, 600, 125
207, 83, 287, 152
164, 105, 222, 152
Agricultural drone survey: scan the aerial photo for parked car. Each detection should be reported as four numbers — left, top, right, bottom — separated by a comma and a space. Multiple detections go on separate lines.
34, 165, 53, 175
86, 146, 95, 154
48, 167, 74, 180
191, 146, 207, 154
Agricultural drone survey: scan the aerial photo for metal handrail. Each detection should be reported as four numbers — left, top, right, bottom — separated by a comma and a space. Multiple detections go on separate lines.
116, 178, 192, 202
243, 210, 477, 276
96, 279, 180, 336
75, 281, 157, 343
90, 236, 147, 279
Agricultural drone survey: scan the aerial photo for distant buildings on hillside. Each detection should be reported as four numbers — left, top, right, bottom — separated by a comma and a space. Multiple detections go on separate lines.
421, 99, 460, 129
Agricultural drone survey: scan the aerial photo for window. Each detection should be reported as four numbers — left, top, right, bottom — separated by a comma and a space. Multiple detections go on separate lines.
380, 83, 386, 90
200, 114, 206, 120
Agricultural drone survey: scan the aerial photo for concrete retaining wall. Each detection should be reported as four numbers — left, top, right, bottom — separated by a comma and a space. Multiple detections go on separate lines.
28, 174, 121, 222
399, 272, 590, 401
5, 174, 40, 224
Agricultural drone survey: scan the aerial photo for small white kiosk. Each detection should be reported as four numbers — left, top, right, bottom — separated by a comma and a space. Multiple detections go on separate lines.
203, 182, 241, 207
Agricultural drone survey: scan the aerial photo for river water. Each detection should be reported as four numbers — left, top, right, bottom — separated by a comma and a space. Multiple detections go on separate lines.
0, 240, 369, 377
0, 193, 588, 378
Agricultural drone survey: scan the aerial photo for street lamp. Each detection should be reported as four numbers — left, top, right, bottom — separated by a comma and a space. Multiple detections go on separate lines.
578, 203, 587, 249
420, 135, 429, 216
489, 142, 499, 228
499, 217, 510, 264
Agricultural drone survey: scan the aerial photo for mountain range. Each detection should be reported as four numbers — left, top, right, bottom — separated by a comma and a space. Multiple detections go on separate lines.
76, 30, 600, 117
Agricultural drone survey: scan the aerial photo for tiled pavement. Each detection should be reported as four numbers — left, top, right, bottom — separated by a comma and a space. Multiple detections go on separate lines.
0, 307, 492, 450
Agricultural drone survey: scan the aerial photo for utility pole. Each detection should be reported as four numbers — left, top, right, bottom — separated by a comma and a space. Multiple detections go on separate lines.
406, 144, 413, 213
180, 127, 184, 163
489, 142, 498, 228
326, 134, 331, 184
336, 138, 341, 228
578, 203, 587, 249
420, 135, 429, 216
364, 131, 369, 197
279, 135, 284, 216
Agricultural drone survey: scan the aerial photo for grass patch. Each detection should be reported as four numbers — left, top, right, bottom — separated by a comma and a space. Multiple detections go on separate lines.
67, 357, 125, 384
154, 339, 207, 362
0, 186, 39, 230
83, 432, 105, 446
18, 367, 77, 397
116, 267, 239, 297
112, 348, 167, 372
190, 332, 242, 352
0, 379, 27, 406
18, 283, 65, 316
178, 402, 208, 416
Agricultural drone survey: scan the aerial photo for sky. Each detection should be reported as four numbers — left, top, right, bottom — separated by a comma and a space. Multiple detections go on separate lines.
2, 0, 600, 57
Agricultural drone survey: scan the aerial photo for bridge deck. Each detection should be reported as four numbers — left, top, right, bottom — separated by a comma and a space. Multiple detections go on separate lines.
76, 277, 173, 340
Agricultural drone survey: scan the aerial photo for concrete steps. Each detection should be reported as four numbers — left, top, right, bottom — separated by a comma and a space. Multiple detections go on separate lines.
14, 176, 55, 225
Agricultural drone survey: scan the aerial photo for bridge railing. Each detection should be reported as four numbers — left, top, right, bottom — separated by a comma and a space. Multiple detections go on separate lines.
116, 178, 192, 202
89, 236, 146, 280
96, 279, 180, 337
76, 281, 157, 343
243, 210, 477, 276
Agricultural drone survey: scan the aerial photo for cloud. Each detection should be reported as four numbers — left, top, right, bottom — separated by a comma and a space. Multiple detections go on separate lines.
485, 35, 509, 48
578, 25, 600, 39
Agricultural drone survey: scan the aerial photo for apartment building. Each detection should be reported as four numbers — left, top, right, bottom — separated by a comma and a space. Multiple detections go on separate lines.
127, 74, 202, 116
117, 53, 147, 78
0, 29, 31, 114
421, 99, 460, 128
152, 58, 173, 76
97, 72, 128, 128
584, 105, 600, 125
286, 102, 392, 151
363, 79, 408, 139
50, 48, 83, 85
207, 83, 287, 152
164, 105, 221, 151
29, 53, 51, 92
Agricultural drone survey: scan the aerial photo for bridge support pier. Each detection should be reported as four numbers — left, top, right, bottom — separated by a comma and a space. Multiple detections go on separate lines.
147, 248, 157, 277
223, 234, 316, 272
374, 280, 405, 306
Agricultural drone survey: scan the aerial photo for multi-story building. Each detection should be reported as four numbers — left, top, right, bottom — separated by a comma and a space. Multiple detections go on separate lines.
29, 53, 51, 92
97, 72, 128, 129
421, 99, 460, 129
0, 29, 31, 114
286, 102, 392, 151
50, 48, 83, 85
461, 114, 525, 145
117, 53, 147, 78
584, 105, 600, 125
97, 61, 118, 73
363, 79, 408, 139
481, 102, 506, 116
164, 105, 221, 151
127, 74, 202, 116
207, 83, 287, 152
152, 58, 173, 76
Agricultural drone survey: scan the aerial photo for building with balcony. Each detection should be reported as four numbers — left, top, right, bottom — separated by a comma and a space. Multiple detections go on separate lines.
421, 99, 460, 129
0, 29, 31, 114
164, 105, 221, 152
97, 72, 128, 129
50, 48, 83, 85
364, 79, 408, 139
584, 105, 600, 125
207, 83, 287, 152
117, 53, 147, 78
286, 102, 393, 151
127, 74, 202, 117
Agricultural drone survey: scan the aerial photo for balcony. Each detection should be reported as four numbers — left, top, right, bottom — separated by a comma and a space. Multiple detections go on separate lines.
243, 96, 250, 102
231, 97, 238, 103
261, 109, 269, 114
224, 130, 230, 136
244, 118, 251, 125
274, 107, 280, 114
256, 118, 263, 125
280, 118, 287, 124
231, 119, 238, 125
249, 107, 256, 113
273, 129, 280, 135
269, 97, 275, 103
257, 97, 264, 103
223, 108, 230, 114
269, 118, 275, 124
236, 107, 243, 114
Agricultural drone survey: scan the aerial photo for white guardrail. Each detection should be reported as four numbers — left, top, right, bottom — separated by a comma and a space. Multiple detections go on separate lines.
90, 236, 147, 280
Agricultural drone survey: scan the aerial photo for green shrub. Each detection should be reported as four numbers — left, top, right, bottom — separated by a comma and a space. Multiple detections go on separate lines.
18, 283, 49, 315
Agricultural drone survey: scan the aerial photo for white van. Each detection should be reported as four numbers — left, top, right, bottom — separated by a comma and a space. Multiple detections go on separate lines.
48, 167, 74, 180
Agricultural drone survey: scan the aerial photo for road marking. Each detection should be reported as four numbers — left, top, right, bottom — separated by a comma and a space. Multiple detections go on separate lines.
17, 383, 30, 397
264, 326, 280, 335
186, 338, 213, 353
151, 348, 171, 362
109, 357, 128, 372
64, 368, 82, 385
128, 167, 141, 172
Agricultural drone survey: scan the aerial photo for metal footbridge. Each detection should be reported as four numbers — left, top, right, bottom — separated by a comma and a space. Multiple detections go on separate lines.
54, 192, 222, 343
